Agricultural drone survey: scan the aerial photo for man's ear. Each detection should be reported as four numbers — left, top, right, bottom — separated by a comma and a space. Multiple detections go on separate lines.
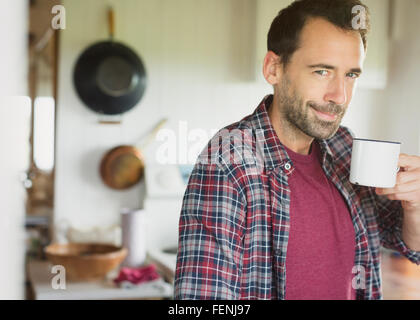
263, 51, 283, 85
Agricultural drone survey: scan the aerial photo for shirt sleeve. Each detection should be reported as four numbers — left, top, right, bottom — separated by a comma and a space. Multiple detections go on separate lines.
174, 162, 246, 299
374, 191, 420, 265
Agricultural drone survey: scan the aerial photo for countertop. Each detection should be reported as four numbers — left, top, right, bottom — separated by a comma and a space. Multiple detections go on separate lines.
28, 249, 418, 300
147, 248, 177, 285
27, 259, 173, 300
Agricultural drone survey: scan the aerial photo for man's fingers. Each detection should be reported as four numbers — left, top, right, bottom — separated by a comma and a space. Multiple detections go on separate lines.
386, 190, 420, 204
376, 179, 420, 195
396, 168, 420, 184
398, 153, 420, 170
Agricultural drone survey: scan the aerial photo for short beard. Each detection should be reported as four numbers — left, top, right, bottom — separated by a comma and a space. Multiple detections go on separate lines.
275, 76, 346, 140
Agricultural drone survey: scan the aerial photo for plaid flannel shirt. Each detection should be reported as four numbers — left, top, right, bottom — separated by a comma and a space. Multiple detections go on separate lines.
174, 95, 420, 300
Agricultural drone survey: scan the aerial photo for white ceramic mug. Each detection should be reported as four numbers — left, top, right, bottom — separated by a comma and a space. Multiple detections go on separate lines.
350, 138, 401, 188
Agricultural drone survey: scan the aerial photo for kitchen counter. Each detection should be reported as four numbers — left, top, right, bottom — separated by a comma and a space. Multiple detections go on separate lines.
27, 259, 173, 300
147, 248, 177, 285
146, 248, 420, 300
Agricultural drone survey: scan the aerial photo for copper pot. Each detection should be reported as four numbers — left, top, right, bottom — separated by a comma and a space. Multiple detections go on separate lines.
99, 118, 167, 190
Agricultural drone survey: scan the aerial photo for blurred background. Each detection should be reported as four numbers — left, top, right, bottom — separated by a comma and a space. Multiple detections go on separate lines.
0, 0, 419, 300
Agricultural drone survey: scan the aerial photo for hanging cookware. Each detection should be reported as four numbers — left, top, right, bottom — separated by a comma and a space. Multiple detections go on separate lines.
100, 118, 167, 190
73, 7, 146, 115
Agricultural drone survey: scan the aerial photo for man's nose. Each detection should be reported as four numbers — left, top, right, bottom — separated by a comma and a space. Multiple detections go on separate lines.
324, 77, 347, 106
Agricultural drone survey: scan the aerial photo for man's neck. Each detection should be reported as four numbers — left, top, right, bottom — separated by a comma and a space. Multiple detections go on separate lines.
268, 100, 314, 155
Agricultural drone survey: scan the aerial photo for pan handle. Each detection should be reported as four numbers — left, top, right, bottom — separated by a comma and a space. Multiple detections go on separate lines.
108, 6, 115, 40
137, 118, 168, 149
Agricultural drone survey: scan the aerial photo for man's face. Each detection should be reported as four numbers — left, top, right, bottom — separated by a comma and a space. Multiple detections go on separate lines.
274, 17, 365, 140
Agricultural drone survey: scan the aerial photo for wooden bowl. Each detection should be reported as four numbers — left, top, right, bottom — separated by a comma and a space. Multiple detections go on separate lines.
44, 243, 128, 281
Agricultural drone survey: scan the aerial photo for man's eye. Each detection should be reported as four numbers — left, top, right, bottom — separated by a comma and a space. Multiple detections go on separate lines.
347, 72, 360, 79
315, 70, 329, 76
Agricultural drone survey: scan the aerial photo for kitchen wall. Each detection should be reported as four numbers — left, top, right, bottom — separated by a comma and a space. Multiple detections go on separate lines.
378, 0, 420, 154
0, 0, 29, 299
54, 0, 419, 246
55, 0, 271, 236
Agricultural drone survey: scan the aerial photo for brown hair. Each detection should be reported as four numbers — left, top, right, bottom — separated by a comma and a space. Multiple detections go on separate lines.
267, 0, 370, 66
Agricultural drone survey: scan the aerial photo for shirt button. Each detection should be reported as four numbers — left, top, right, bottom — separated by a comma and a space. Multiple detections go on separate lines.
284, 162, 292, 170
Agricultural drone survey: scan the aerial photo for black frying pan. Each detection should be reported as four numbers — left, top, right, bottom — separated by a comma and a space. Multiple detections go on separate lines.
73, 7, 146, 115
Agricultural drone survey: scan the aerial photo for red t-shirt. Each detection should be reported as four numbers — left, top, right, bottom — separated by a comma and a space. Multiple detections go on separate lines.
284, 140, 356, 300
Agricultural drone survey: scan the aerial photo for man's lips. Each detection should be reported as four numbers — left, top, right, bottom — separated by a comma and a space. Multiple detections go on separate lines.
310, 105, 338, 121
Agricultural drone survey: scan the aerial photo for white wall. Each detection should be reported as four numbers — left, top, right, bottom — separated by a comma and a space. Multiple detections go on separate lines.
0, 0, 29, 299
378, 0, 420, 155
343, 0, 420, 155
55, 0, 270, 236
55, 0, 417, 246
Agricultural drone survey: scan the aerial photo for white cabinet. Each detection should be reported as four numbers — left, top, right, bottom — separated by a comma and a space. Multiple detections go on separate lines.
255, 0, 389, 89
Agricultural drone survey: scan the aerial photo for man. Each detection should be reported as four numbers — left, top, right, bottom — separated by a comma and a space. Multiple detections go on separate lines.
174, 0, 420, 300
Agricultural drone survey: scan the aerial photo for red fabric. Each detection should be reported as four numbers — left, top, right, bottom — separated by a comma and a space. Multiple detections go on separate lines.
284, 141, 356, 300
114, 264, 160, 285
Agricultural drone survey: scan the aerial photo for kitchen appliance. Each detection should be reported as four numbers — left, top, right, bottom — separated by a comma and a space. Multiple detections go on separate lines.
143, 163, 194, 281
144, 163, 194, 199
143, 164, 193, 246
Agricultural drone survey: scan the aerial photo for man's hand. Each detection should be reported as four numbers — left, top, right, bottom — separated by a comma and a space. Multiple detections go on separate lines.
375, 153, 420, 251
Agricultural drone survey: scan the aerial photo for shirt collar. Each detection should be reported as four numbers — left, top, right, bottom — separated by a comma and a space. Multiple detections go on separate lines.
248, 94, 335, 170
